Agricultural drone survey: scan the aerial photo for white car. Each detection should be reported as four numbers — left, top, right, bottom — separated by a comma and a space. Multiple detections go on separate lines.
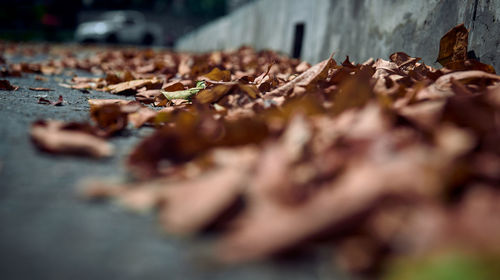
75, 11, 163, 45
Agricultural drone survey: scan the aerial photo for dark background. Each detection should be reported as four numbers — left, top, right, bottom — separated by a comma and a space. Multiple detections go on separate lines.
0, 0, 252, 46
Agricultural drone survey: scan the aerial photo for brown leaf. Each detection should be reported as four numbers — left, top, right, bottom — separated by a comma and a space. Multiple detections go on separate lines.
445, 59, 496, 74
135, 89, 161, 104
128, 107, 157, 128
0, 79, 19, 90
29, 87, 54, 91
107, 78, 162, 95
34, 75, 48, 81
136, 63, 156, 74
71, 83, 95, 90
295, 61, 311, 73
266, 56, 335, 97
158, 149, 256, 234
416, 70, 500, 100
105, 71, 135, 84
437, 24, 468, 67
0, 68, 22, 77
38, 95, 63, 106
30, 120, 113, 157
88, 99, 133, 107
127, 112, 268, 178
162, 81, 185, 91
200, 67, 231, 82
331, 71, 374, 115
253, 63, 273, 85
389, 52, 421, 68
398, 100, 446, 129
237, 84, 259, 99
218, 144, 444, 262
90, 104, 128, 136
195, 84, 234, 104
40, 65, 61, 75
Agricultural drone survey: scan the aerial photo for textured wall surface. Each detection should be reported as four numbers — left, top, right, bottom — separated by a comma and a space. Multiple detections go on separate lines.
176, 0, 500, 70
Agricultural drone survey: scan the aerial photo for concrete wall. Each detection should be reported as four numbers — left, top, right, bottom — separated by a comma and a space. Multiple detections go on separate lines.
175, 0, 500, 70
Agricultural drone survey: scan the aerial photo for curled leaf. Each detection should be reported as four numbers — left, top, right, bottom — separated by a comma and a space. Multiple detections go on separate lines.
437, 24, 468, 67
266, 56, 335, 97
30, 120, 113, 157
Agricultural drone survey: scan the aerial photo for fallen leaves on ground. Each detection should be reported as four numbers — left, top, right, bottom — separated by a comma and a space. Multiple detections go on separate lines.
7, 24, 500, 278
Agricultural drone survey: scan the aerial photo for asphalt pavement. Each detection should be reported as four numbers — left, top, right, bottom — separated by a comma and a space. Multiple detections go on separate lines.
0, 55, 344, 280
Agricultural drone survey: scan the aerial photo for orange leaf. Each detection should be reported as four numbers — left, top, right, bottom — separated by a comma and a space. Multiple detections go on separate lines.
437, 24, 468, 67
201, 67, 231, 82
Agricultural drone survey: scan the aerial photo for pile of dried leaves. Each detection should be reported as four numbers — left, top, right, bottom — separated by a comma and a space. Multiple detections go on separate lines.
6, 24, 500, 277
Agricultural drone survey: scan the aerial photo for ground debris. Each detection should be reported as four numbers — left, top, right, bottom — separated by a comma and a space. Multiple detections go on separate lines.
38, 95, 63, 106
11, 24, 500, 278
0, 79, 19, 90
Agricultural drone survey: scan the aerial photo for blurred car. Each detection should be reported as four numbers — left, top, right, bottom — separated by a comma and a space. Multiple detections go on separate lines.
75, 11, 163, 45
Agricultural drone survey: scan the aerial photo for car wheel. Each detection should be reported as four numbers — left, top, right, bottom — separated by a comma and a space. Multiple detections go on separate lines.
142, 34, 154, 45
106, 34, 118, 44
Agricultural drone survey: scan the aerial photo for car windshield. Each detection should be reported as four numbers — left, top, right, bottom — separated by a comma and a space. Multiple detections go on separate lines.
98, 11, 130, 22
98, 11, 143, 24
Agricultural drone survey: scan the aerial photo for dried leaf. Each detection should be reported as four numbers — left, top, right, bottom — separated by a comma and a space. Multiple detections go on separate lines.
159, 163, 249, 234
88, 99, 132, 107
128, 107, 157, 128
200, 67, 231, 82
29, 87, 54, 91
437, 24, 468, 67
331, 71, 374, 115
218, 144, 444, 262
417, 70, 500, 100
30, 120, 113, 157
135, 89, 161, 104
266, 56, 335, 97
34, 75, 48, 81
90, 104, 128, 136
237, 84, 259, 99
108, 78, 162, 95
38, 95, 63, 106
0, 79, 19, 90
195, 84, 234, 104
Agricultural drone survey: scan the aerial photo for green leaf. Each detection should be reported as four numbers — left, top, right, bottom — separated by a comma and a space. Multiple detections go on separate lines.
383, 251, 500, 280
160, 81, 207, 100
